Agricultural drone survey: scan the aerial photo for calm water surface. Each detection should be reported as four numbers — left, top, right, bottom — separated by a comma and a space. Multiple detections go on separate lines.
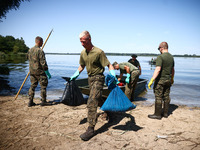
1, 55, 200, 107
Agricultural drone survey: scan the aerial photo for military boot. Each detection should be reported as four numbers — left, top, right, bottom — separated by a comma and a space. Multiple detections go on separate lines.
28, 98, 36, 107
40, 99, 49, 106
163, 101, 170, 118
80, 126, 95, 141
148, 102, 162, 120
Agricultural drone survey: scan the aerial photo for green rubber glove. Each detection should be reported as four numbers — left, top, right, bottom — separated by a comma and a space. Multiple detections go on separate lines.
125, 73, 130, 84
148, 78, 154, 89
109, 70, 119, 84
70, 70, 80, 81
45, 70, 51, 79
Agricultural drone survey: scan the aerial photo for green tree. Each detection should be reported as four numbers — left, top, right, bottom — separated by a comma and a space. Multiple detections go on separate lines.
13, 45, 20, 53
5, 36, 15, 52
0, 35, 7, 53
0, 35, 29, 53
0, 0, 30, 21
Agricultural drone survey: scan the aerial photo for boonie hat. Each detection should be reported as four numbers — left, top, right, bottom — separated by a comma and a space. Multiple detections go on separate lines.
131, 54, 137, 58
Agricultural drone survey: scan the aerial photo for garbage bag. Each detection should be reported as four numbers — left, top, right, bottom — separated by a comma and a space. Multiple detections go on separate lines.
61, 77, 86, 106
105, 74, 117, 90
100, 74, 136, 112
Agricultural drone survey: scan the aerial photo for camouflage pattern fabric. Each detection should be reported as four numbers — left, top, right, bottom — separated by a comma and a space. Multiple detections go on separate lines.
125, 70, 140, 101
28, 74, 48, 101
27, 46, 48, 75
153, 80, 171, 109
27, 45, 49, 101
87, 74, 105, 127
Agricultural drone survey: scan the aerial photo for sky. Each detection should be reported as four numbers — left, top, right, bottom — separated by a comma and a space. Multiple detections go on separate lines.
0, 0, 200, 55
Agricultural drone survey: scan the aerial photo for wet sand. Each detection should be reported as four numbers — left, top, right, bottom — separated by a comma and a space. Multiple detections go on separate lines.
0, 96, 200, 150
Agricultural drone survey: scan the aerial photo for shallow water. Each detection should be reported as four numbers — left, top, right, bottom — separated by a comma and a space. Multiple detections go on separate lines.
0, 55, 200, 107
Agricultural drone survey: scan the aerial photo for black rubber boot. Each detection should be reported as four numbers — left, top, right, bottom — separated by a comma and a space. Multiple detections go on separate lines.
163, 101, 170, 118
80, 126, 95, 141
28, 98, 36, 107
148, 102, 162, 120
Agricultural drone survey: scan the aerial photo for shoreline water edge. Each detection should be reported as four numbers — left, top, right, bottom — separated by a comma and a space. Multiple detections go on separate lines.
0, 55, 200, 107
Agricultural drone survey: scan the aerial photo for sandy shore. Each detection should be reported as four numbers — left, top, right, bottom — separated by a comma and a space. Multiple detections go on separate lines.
0, 96, 200, 150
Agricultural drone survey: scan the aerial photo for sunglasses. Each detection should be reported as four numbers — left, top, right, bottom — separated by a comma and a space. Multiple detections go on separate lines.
158, 47, 162, 50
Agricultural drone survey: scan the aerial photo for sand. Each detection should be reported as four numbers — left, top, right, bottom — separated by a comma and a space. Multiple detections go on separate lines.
0, 95, 200, 150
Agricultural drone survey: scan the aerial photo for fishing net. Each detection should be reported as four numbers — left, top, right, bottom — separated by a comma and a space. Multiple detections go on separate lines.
61, 77, 86, 106
100, 74, 136, 112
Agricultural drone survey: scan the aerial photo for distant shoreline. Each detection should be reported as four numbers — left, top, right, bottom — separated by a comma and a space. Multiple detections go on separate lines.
0, 52, 199, 58
45, 52, 200, 58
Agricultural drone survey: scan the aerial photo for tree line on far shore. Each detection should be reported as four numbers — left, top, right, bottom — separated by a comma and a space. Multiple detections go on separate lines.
0, 34, 199, 58
0, 35, 29, 54
46, 52, 200, 58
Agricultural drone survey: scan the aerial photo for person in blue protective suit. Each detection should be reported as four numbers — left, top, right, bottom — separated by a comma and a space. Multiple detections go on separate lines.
112, 61, 140, 101
70, 31, 116, 141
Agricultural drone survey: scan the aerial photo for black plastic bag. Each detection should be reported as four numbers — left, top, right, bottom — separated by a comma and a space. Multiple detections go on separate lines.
61, 77, 85, 106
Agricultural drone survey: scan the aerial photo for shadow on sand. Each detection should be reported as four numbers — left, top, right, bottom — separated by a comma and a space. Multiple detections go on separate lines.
79, 111, 143, 141
168, 104, 179, 116
95, 112, 143, 134
134, 96, 148, 101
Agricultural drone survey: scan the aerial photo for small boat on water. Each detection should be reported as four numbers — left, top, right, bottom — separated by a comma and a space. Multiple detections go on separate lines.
149, 58, 156, 65
74, 77, 148, 98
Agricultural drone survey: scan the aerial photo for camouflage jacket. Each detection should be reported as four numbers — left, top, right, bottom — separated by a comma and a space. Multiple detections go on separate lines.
27, 46, 48, 75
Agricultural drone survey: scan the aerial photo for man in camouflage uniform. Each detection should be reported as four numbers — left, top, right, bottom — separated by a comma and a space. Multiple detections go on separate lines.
128, 54, 142, 75
112, 61, 140, 101
70, 31, 116, 141
148, 42, 175, 119
27, 36, 51, 107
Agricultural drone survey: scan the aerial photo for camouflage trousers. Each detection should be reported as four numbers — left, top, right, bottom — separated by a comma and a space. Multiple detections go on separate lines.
125, 70, 140, 101
28, 74, 48, 101
153, 80, 171, 107
87, 74, 105, 127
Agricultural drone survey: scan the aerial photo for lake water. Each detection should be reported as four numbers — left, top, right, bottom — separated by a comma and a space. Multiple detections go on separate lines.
0, 55, 200, 107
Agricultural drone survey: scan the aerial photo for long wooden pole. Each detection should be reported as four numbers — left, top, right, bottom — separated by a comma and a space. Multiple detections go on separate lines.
14, 29, 53, 100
